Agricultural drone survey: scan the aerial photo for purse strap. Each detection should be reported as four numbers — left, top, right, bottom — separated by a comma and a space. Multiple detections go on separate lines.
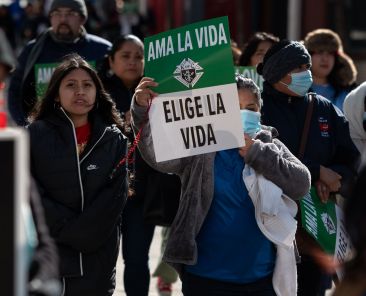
298, 93, 315, 160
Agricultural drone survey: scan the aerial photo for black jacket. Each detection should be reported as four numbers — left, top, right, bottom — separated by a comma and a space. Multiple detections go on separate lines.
261, 82, 359, 198
28, 109, 127, 280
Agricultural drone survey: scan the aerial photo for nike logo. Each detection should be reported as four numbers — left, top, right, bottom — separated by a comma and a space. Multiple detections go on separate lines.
86, 164, 99, 171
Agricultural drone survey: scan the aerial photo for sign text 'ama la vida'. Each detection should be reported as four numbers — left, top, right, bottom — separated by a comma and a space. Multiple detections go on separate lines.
147, 23, 228, 62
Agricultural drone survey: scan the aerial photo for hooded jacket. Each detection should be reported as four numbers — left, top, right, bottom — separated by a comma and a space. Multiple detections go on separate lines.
28, 109, 127, 282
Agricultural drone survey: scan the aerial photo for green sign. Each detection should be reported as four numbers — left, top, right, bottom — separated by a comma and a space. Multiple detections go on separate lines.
144, 17, 244, 162
34, 61, 96, 99
234, 66, 264, 90
300, 187, 337, 253
145, 16, 234, 93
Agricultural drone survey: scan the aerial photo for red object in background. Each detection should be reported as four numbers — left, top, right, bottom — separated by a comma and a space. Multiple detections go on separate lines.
0, 82, 7, 128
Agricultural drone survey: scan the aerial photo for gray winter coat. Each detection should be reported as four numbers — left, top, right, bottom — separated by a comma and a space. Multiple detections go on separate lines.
131, 99, 311, 273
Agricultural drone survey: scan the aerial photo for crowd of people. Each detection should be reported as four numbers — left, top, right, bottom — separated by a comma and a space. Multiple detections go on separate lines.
1, 0, 366, 296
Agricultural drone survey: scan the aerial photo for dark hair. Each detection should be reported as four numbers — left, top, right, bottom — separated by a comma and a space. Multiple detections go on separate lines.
30, 53, 123, 129
239, 32, 279, 66
235, 74, 262, 108
98, 34, 143, 80
109, 34, 143, 60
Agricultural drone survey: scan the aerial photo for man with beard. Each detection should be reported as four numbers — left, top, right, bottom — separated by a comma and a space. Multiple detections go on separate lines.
8, 0, 111, 126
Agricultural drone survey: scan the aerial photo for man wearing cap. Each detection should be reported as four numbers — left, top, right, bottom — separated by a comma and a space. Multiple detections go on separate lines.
8, 0, 111, 126
258, 40, 359, 295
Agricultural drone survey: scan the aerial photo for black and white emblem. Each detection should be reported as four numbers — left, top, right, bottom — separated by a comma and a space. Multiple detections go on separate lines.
173, 58, 203, 88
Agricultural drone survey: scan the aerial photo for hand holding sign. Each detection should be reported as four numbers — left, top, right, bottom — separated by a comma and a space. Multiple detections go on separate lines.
144, 16, 244, 162
135, 77, 159, 107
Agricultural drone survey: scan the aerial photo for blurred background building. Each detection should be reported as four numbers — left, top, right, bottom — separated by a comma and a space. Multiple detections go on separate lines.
1, 0, 366, 81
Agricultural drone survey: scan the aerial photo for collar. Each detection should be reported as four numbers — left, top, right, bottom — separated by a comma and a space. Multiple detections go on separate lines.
49, 26, 87, 44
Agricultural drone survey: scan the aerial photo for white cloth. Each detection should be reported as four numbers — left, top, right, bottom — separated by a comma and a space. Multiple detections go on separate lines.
243, 165, 298, 296
343, 82, 366, 164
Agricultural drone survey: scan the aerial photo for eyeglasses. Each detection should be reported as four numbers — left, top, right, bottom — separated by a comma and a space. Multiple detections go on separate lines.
50, 11, 80, 19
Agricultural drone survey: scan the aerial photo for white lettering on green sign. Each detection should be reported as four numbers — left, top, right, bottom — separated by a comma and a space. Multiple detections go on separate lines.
37, 67, 56, 84
303, 193, 318, 238
178, 32, 193, 53
147, 22, 228, 61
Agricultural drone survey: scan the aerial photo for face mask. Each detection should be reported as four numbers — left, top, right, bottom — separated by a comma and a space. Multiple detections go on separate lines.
281, 70, 313, 96
240, 109, 261, 137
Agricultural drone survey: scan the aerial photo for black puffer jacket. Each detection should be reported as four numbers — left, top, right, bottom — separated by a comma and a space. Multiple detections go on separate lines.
28, 109, 128, 279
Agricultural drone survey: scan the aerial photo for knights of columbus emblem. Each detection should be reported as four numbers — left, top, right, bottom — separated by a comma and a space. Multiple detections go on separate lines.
173, 58, 204, 88
321, 213, 336, 235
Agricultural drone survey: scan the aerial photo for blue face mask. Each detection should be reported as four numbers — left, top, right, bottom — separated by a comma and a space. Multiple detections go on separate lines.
281, 70, 313, 96
240, 109, 261, 137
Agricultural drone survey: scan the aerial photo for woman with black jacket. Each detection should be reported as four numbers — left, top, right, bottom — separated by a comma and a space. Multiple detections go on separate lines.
99, 34, 156, 296
28, 54, 128, 296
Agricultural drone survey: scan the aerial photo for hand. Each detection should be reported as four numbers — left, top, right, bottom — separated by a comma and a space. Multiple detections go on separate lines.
238, 134, 254, 158
315, 180, 330, 203
319, 165, 342, 192
134, 77, 159, 107
311, 248, 338, 275
124, 110, 131, 125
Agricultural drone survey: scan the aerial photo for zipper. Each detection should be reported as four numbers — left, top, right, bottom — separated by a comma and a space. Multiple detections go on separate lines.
80, 127, 108, 164
61, 277, 66, 296
60, 108, 85, 276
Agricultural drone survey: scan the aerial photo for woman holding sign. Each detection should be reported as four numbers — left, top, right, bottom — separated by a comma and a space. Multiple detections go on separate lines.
131, 74, 311, 296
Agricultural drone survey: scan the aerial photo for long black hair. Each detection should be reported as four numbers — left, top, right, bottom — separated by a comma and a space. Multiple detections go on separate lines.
30, 53, 123, 129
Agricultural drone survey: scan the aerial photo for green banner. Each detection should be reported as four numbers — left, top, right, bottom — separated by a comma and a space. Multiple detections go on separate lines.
144, 16, 234, 94
234, 66, 264, 90
143, 16, 244, 162
34, 61, 96, 99
300, 187, 337, 253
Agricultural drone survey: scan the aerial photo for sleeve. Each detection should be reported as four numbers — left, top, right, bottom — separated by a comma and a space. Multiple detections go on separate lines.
35, 181, 78, 238
8, 45, 32, 126
28, 178, 61, 295
328, 105, 360, 198
56, 134, 128, 253
130, 95, 184, 174
246, 138, 311, 199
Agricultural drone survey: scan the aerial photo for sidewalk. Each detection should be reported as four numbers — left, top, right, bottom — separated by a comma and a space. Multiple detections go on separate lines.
113, 226, 182, 296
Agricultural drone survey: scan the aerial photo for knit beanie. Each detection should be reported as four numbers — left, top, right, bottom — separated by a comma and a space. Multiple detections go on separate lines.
257, 40, 311, 84
50, 0, 88, 19
304, 28, 342, 53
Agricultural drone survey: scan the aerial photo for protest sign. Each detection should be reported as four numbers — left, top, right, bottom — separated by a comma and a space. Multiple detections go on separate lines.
34, 61, 96, 99
144, 16, 244, 162
234, 66, 264, 90
300, 188, 353, 279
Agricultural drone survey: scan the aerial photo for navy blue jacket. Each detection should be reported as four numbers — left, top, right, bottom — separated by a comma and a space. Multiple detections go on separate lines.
8, 30, 111, 126
261, 82, 359, 198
